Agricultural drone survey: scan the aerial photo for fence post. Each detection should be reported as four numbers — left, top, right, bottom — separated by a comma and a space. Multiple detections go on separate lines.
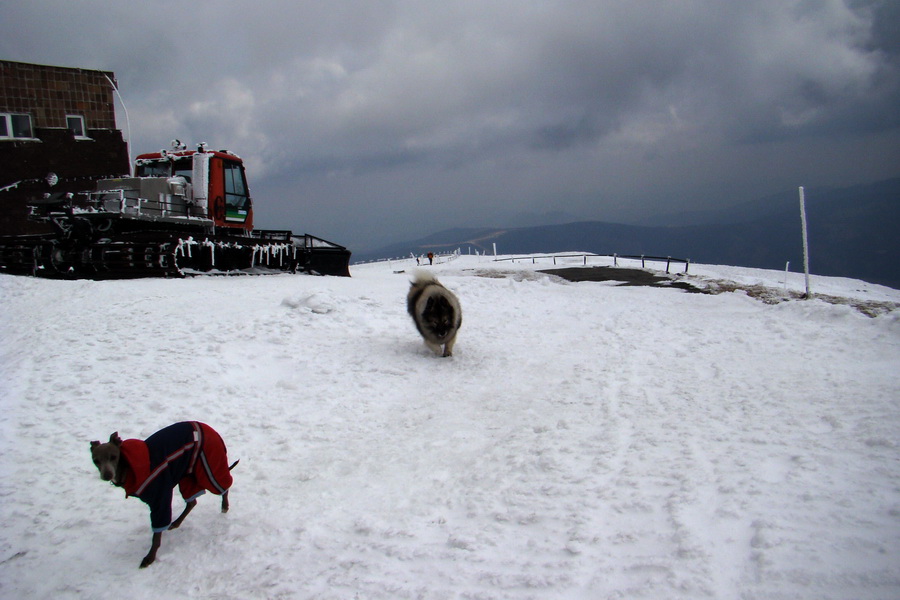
613, 253, 617, 266
666, 256, 671, 273
641, 255, 645, 268
685, 259, 690, 274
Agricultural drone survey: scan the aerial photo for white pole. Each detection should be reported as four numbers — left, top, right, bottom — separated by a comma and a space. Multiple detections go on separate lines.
784, 261, 790, 295
104, 74, 133, 176
492, 242, 497, 256
799, 186, 811, 298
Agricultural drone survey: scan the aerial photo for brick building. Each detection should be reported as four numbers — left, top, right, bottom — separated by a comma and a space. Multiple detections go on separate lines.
0, 60, 130, 234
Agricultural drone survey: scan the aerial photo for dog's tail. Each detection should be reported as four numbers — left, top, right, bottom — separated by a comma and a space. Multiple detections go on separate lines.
229, 460, 240, 471
410, 268, 438, 286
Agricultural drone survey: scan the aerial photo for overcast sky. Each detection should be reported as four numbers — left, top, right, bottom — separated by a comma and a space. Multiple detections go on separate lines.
3, 1, 899, 250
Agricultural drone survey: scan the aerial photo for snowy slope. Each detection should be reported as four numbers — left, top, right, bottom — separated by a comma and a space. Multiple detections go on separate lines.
1, 254, 898, 600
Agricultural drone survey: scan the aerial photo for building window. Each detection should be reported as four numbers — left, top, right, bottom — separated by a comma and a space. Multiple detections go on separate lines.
0, 113, 35, 139
66, 115, 88, 139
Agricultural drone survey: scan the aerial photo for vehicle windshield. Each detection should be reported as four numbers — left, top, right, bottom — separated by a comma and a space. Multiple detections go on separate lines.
173, 158, 192, 181
136, 157, 193, 181
136, 160, 170, 177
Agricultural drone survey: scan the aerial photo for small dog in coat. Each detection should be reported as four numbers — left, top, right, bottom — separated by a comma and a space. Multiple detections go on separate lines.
407, 270, 462, 357
90, 421, 237, 568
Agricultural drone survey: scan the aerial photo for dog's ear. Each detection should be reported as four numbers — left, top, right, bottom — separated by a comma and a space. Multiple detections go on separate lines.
109, 432, 123, 446
90, 440, 100, 449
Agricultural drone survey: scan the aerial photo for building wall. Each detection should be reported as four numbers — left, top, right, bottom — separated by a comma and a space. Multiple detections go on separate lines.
0, 60, 118, 130
0, 60, 129, 235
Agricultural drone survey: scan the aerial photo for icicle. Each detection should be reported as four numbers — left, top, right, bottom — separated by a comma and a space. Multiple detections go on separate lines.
205, 239, 215, 267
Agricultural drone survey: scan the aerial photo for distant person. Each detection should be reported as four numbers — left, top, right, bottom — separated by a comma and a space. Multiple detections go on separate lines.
428, 252, 434, 265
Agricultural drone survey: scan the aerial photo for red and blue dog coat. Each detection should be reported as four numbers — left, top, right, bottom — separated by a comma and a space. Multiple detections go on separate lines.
119, 422, 233, 532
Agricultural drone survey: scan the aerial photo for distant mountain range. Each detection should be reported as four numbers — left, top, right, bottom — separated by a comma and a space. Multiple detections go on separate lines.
355, 178, 900, 289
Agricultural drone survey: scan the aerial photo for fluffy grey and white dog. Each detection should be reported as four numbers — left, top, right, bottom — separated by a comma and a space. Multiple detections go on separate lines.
407, 270, 462, 357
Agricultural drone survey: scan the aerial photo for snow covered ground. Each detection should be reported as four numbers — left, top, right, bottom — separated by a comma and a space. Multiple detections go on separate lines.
1, 253, 898, 599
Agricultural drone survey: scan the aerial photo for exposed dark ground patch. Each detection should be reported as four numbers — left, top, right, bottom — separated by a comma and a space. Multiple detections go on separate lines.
538, 266, 898, 317
539, 266, 703, 293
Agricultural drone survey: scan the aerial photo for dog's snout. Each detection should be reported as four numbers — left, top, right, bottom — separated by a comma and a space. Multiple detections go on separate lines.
100, 468, 114, 481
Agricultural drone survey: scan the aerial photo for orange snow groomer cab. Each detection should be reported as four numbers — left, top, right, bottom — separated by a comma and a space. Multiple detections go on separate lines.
134, 148, 254, 231
204, 150, 254, 231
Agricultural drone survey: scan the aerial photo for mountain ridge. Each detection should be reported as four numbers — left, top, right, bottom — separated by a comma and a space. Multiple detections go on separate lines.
354, 178, 900, 288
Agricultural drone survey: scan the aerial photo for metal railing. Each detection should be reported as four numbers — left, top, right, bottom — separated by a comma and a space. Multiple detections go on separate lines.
354, 250, 691, 274
494, 253, 691, 274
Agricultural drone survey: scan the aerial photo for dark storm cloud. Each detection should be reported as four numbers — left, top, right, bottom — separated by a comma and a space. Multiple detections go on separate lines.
2, 0, 899, 249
